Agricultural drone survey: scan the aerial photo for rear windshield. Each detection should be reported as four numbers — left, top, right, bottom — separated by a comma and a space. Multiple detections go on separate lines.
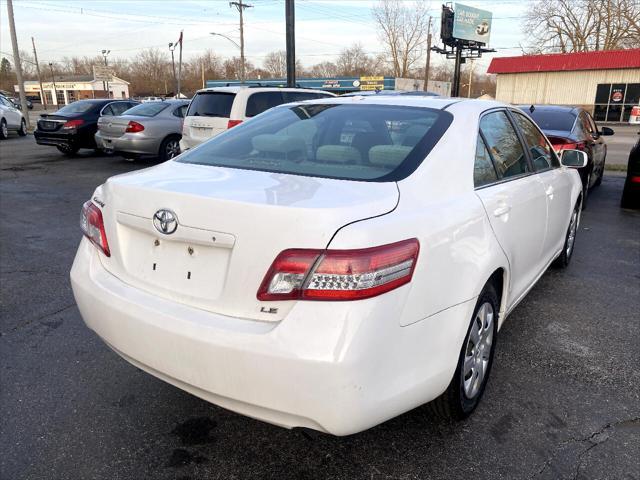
56, 102, 97, 115
177, 103, 452, 182
522, 109, 576, 132
122, 102, 169, 117
186, 92, 235, 117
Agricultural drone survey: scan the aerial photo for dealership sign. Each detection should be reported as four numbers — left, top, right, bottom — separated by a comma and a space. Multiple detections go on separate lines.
453, 3, 492, 44
93, 65, 113, 81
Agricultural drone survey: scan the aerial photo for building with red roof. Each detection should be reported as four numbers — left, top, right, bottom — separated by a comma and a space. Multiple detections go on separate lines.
487, 49, 640, 122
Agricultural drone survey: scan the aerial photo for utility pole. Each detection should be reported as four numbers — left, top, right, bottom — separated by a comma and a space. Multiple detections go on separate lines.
452, 46, 462, 97
6, 0, 30, 127
230, 0, 252, 83
201, 60, 205, 89
31, 37, 47, 110
48, 62, 57, 106
169, 42, 177, 94
285, 0, 296, 87
423, 16, 432, 92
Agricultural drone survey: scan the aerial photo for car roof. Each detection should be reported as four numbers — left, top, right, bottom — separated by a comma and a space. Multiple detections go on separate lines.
194, 86, 333, 95
517, 104, 581, 115
287, 95, 507, 113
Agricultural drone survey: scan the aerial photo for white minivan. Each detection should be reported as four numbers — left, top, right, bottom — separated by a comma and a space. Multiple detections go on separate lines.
179, 86, 335, 151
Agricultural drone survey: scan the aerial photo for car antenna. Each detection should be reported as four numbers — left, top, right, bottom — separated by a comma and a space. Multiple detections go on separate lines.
529, 105, 535, 113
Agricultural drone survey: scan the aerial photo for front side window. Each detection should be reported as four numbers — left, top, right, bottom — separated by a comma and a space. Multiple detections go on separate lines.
108, 102, 132, 116
178, 103, 452, 182
480, 111, 530, 179
101, 105, 114, 116
512, 111, 558, 170
173, 105, 188, 118
474, 134, 498, 187
245, 92, 284, 117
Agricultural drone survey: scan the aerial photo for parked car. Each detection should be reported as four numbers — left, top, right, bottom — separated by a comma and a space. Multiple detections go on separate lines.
0, 94, 27, 139
621, 133, 640, 209
342, 90, 440, 97
34, 99, 138, 155
629, 105, 640, 125
71, 97, 586, 436
141, 96, 163, 103
518, 105, 613, 207
9, 97, 33, 110
95, 100, 189, 161
179, 87, 336, 151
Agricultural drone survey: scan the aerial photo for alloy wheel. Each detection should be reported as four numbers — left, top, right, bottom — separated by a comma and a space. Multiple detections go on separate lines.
1, 121, 7, 138
165, 140, 180, 159
463, 302, 494, 399
566, 209, 578, 257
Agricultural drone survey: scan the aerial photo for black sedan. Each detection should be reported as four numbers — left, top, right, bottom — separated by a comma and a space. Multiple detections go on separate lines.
519, 105, 614, 207
34, 99, 137, 155
621, 133, 640, 209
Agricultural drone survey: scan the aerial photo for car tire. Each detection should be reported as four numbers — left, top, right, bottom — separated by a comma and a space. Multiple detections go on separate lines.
0, 119, 7, 139
428, 283, 499, 420
56, 144, 79, 156
18, 119, 27, 136
581, 172, 591, 210
159, 135, 181, 162
594, 162, 604, 187
552, 201, 580, 269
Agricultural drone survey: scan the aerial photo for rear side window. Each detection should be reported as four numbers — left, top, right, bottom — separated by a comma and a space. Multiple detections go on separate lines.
512, 112, 559, 169
178, 103, 452, 182
474, 135, 498, 187
245, 92, 284, 117
186, 92, 235, 117
122, 102, 169, 117
480, 111, 530, 179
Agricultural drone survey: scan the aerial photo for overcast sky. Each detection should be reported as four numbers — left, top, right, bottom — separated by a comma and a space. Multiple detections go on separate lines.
0, 0, 529, 74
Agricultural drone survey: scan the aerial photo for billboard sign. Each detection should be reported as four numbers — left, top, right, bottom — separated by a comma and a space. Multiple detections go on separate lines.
453, 3, 492, 44
359, 76, 385, 91
93, 65, 113, 81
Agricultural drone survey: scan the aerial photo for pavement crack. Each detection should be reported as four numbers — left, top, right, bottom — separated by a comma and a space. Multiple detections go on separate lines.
4, 302, 76, 336
529, 417, 640, 479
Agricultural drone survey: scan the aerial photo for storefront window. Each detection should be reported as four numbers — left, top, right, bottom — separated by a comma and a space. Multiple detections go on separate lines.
593, 83, 640, 122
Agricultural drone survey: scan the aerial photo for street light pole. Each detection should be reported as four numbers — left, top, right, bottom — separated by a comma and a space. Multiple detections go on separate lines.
101, 49, 110, 98
6, 0, 30, 127
285, 0, 295, 87
169, 42, 177, 94
210, 32, 242, 81
31, 37, 47, 110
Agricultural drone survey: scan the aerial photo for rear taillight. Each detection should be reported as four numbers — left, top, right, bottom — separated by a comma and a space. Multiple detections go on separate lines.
631, 176, 640, 184
62, 119, 84, 129
257, 239, 419, 301
125, 121, 145, 133
227, 119, 243, 129
550, 139, 585, 154
80, 201, 110, 257
631, 106, 640, 116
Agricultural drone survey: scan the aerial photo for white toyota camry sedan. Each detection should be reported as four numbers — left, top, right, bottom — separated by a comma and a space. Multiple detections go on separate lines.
71, 96, 587, 436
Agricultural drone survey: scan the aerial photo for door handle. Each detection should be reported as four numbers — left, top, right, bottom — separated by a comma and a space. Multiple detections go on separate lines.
545, 186, 554, 198
493, 204, 512, 217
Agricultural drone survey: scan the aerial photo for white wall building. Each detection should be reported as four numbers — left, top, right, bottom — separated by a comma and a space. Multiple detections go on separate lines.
15, 75, 130, 106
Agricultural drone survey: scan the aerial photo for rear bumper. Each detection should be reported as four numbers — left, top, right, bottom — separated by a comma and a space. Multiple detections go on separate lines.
34, 130, 73, 147
70, 239, 474, 435
95, 131, 160, 156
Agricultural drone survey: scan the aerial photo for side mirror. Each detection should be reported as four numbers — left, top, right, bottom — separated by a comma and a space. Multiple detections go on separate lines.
561, 149, 588, 168
599, 126, 614, 136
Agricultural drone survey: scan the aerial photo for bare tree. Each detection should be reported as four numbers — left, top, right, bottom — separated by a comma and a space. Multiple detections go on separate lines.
335, 43, 377, 76
372, 0, 430, 77
524, 0, 640, 53
308, 61, 338, 78
263, 50, 287, 78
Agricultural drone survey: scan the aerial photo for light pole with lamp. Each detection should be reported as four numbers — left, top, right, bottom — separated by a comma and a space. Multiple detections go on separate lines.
169, 42, 177, 94
101, 49, 110, 98
210, 32, 243, 83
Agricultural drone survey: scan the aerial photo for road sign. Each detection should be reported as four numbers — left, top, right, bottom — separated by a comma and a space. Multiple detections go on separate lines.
453, 3, 492, 44
93, 65, 113, 81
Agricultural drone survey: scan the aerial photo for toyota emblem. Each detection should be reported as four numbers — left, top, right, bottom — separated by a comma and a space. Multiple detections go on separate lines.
153, 209, 178, 234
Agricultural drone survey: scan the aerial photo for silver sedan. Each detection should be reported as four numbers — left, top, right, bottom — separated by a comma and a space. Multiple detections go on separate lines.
95, 100, 189, 161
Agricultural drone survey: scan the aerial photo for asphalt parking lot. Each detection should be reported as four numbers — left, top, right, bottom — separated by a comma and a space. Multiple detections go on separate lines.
1, 135, 639, 480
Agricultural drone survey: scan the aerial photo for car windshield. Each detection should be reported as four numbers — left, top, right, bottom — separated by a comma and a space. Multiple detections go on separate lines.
186, 92, 235, 117
523, 109, 576, 132
122, 102, 169, 117
177, 103, 452, 182
55, 102, 97, 115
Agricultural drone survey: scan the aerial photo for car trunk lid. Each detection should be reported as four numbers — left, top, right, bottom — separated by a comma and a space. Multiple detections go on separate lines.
97, 115, 143, 138
37, 114, 69, 132
96, 161, 398, 322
